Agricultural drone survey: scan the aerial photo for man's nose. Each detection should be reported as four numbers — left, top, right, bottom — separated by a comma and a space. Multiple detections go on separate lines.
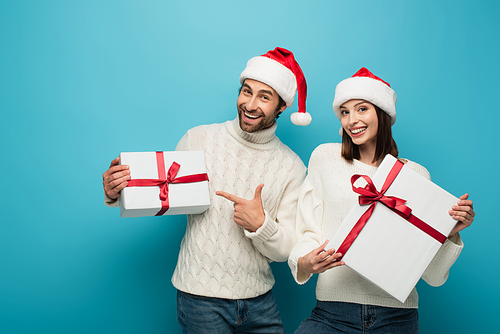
246, 97, 258, 111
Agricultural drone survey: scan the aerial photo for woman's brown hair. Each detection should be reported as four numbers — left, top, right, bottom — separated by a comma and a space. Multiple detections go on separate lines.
341, 105, 398, 163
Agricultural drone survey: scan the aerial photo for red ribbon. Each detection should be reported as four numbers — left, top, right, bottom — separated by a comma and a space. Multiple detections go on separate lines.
336, 160, 447, 260
126, 151, 209, 216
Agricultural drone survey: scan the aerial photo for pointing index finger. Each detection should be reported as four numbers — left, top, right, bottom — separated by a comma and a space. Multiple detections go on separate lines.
216, 191, 243, 204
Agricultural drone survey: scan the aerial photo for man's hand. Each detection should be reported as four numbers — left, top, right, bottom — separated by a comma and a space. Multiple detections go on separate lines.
216, 184, 266, 232
102, 157, 130, 200
298, 240, 344, 275
448, 193, 475, 238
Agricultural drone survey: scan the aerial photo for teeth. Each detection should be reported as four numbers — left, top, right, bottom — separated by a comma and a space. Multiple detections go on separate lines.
245, 111, 260, 119
351, 127, 366, 134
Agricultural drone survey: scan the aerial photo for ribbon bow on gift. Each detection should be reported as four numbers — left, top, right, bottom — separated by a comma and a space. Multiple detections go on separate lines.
336, 160, 446, 260
352, 173, 412, 218
127, 152, 209, 216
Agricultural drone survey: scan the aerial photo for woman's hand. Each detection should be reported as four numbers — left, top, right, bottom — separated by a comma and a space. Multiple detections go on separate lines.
448, 193, 475, 238
298, 240, 345, 274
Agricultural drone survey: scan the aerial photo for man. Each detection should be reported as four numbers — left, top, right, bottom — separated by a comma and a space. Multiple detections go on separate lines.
102, 47, 311, 333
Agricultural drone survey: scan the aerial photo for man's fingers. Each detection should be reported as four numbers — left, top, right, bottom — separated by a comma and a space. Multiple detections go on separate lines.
106, 174, 130, 189
216, 191, 243, 204
102, 157, 131, 199
104, 174, 130, 199
109, 157, 120, 168
253, 184, 264, 201
103, 165, 129, 180
109, 164, 130, 175
106, 181, 128, 199
218, 185, 265, 204
104, 169, 130, 185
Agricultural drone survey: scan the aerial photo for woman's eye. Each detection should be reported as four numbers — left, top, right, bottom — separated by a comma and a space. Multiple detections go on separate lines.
359, 107, 367, 112
341, 110, 349, 115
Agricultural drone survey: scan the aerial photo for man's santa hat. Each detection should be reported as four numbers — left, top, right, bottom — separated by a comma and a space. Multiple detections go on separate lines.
240, 47, 311, 126
333, 67, 397, 125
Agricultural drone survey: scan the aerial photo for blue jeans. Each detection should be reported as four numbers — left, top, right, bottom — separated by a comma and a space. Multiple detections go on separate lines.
177, 290, 285, 334
295, 301, 418, 334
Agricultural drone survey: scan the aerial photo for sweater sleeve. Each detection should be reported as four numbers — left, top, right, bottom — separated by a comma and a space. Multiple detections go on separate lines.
406, 160, 464, 287
104, 191, 120, 207
175, 131, 190, 151
245, 164, 306, 263
422, 233, 463, 286
288, 151, 326, 284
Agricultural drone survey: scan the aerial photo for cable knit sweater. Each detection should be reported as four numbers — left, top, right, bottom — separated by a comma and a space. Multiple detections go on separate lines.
288, 143, 463, 309
106, 118, 306, 299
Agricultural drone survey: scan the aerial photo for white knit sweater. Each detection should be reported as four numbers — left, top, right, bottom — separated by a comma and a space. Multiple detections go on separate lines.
106, 118, 306, 299
288, 143, 463, 309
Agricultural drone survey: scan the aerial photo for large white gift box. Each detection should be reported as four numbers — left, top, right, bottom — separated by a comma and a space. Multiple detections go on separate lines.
119, 151, 210, 218
326, 154, 458, 303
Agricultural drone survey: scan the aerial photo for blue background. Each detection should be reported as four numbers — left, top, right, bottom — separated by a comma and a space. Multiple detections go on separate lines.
1, 0, 498, 333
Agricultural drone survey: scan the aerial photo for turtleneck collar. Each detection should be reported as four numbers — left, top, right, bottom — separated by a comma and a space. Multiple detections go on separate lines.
225, 116, 280, 150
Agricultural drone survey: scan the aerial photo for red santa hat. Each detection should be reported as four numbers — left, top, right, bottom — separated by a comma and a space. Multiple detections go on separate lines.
333, 67, 397, 125
240, 47, 311, 126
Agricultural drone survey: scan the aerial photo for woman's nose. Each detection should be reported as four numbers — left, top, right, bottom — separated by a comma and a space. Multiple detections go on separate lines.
348, 112, 358, 125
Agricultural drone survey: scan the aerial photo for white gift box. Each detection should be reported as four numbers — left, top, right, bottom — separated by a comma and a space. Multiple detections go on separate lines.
119, 151, 210, 218
326, 154, 458, 303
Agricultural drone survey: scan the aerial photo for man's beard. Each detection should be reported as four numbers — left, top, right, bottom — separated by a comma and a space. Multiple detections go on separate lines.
237, 106, 277, 133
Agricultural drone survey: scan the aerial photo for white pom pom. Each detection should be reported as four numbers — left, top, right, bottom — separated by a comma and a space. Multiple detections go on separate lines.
290, 112, 312, 126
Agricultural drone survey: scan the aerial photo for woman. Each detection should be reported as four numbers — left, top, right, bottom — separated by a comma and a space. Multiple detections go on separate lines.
288, 68, 475, 333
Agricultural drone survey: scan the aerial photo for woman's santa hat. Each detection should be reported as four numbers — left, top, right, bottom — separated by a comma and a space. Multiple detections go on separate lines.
333, 67, 397, 125
240, 47, 311, 126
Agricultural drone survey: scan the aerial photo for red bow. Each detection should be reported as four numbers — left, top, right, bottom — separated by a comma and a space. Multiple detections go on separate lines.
352, 173, 412, 218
